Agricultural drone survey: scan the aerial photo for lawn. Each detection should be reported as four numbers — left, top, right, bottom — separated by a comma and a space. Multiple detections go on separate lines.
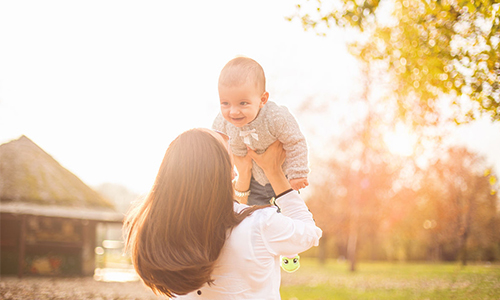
280, 259, 500, 300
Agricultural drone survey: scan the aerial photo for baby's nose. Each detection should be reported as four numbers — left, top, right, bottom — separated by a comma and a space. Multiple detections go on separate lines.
229, 107, 240, 115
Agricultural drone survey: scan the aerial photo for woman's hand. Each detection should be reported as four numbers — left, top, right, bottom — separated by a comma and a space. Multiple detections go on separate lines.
233, 153, 252, 177
233, 153, 253, 204
247, 141, 291, 195
246, 140, 286, 174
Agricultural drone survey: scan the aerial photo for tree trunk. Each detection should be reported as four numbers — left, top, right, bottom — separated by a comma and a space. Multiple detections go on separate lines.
347, 206, 359, 272
460, 230, 469, 266
460, 200, 472, 266
347, 227, 358, 272
318, 234, 327, 265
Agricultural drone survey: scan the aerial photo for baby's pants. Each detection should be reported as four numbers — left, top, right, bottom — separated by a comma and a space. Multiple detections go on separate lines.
247, 176, 276, 206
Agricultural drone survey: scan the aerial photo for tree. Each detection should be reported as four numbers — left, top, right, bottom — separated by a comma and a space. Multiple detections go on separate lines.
414, 147, 499, 263
289, 0, 500, 124
307, 137, 399, 269
305, 64, 402, 270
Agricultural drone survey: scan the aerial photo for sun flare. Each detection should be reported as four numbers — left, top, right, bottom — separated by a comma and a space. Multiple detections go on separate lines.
383, 123, 417, 157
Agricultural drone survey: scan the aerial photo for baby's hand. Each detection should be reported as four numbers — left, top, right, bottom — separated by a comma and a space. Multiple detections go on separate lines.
289, 177, 309, 191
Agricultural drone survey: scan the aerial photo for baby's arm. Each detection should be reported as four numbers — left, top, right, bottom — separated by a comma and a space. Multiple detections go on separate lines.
270, 106, 310, 186
290, 177, 309, 191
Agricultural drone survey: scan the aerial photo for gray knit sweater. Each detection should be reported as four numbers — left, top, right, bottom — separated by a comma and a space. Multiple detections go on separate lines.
212, 101, 309, 186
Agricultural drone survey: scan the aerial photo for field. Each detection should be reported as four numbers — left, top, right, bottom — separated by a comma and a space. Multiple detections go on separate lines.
1, 260, 499, 299
280, 259, 500, 300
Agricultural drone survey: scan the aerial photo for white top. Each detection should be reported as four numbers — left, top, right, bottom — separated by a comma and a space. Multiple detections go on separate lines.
213, 101, 310, 186
178, 190, 322, 299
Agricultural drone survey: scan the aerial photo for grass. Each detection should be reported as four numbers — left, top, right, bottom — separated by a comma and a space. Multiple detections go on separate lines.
280, 259, 500, 300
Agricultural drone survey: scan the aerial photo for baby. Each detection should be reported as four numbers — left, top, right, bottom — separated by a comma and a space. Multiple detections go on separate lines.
212, 56, 309, 206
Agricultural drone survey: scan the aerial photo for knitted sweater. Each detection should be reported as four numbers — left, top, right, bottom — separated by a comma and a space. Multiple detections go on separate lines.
212, 101, 309, 186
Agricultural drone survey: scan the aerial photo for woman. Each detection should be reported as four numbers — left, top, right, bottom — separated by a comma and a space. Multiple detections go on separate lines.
124, 128, 321, 299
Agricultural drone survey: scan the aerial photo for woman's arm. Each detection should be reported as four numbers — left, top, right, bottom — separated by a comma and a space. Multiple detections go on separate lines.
248, 140, 322, 255
233, 154, 252, 204
246, 140, 291, 196
259, 190, 322, 256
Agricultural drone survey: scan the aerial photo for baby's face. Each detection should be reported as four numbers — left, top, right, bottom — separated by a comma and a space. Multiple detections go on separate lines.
219, 81, 268, 127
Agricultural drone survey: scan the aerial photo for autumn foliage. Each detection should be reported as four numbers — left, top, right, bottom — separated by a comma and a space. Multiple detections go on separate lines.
307, 145, 499, 264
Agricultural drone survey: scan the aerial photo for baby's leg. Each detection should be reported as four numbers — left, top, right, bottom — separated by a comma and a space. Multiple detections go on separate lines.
247, 177, 276, 206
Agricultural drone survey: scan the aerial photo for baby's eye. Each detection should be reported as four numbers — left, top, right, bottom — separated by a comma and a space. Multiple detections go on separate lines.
240, 101, 249, 106
221, 102, 229, 106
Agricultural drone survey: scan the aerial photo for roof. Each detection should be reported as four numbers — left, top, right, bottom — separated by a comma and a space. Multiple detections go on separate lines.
0, 202, 123, 222
0, 136, 121, 222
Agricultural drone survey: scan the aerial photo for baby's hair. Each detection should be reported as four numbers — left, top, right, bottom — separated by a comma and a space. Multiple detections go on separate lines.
218, 56, 266, 92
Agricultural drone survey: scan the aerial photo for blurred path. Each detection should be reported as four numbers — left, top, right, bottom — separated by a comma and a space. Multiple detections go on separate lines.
0, 276, 162, 300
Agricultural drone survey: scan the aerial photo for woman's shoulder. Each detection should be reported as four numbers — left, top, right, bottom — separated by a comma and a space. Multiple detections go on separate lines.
233, 202, 278, 220
234, 201, 274, 211
233, 201, 247, 213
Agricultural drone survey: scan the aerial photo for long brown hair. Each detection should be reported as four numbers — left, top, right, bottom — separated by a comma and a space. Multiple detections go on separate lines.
124, 128, 263, 297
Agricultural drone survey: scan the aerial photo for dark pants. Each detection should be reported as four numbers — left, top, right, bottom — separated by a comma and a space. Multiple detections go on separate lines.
247, 176, 276, 206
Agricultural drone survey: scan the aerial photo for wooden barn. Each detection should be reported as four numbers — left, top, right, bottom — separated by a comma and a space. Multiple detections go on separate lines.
0, 136, 123, 277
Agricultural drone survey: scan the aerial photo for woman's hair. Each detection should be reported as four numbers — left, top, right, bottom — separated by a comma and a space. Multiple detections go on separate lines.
124, 128, 263, 297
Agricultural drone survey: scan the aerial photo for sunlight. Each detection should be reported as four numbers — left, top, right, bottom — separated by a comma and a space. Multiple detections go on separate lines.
94, 268, 139, 282
383, 123, 417, 157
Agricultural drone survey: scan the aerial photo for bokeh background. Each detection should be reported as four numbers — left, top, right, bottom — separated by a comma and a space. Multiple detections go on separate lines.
1, 0, 500, 273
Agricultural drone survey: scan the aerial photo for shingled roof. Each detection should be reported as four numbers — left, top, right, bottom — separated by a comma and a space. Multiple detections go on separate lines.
0, 136, 121, 222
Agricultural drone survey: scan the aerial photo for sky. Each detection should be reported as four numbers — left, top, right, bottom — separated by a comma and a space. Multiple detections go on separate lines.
1, 0, 499, 195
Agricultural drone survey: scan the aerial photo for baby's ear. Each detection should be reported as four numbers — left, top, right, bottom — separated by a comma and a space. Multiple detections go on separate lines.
260, 92, 269, 107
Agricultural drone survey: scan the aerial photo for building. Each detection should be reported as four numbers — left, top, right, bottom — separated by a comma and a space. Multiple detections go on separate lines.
0, 136, 123, 277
